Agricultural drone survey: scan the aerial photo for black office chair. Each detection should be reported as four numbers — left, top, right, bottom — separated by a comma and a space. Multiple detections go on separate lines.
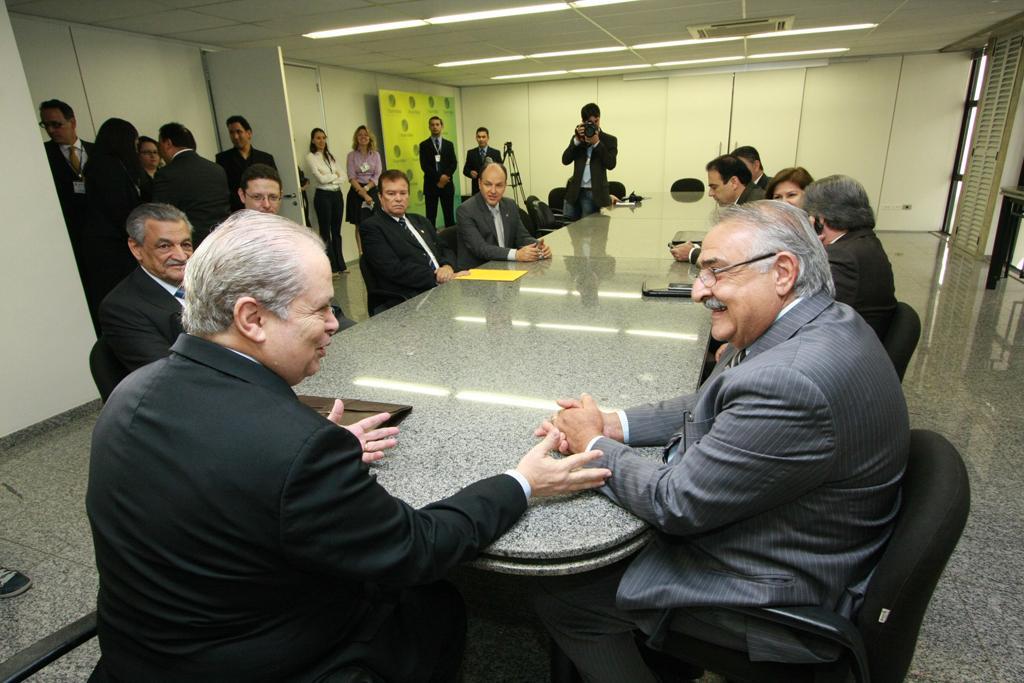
436, 226, 458, 254
526, 197, 565, 235
552, 429, 970, 683
548, 187, 567, 213
519, 207, 538, 238
0, 611, 97, 682
883, 302, 921, 381
608, 181, 626, 199
358, 255, 408, 317
89, 337, 129, 402
671, 178, 705, 193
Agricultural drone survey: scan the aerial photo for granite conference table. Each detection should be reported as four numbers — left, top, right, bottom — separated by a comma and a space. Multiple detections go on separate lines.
298, 223, 711, 576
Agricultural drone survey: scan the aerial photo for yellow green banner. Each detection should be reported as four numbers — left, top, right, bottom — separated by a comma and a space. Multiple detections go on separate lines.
378, 89, 460, 221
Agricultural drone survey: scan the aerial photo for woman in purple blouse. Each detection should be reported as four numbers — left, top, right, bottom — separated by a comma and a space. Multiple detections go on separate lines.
346, 125, 382, 251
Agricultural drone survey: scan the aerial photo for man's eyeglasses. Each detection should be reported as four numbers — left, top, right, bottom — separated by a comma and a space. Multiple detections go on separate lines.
245, 192, 282, 203
697, 252, 777, 287
39, 121, 66, 130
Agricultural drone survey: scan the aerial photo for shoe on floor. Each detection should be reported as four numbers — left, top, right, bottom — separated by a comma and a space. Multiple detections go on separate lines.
0, 567, 32, 598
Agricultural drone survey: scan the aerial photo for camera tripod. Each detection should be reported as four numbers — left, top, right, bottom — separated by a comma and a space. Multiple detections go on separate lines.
502, 141, 527, 207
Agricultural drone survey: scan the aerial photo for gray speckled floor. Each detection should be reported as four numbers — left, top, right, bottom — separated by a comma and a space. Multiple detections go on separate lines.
2, 231, 1022, 682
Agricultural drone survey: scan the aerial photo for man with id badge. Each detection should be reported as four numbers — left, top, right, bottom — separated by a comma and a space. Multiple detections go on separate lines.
418, 116, 458, 228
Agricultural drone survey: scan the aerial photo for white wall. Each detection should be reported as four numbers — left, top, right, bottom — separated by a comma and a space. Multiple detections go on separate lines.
0, 5, 96, 437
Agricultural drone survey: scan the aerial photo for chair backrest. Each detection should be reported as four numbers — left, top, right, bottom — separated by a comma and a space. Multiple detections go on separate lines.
358, 254, 386, 317
608, 181, 626, 199
519, 207, 538, 237
436, 226, 458, 253
671, 178, 705, 193
857, 429, 970, 683
548, 187, 567, 210
882, 301, 921, 381
529, 200, 558, 229
89, 337, 129, 402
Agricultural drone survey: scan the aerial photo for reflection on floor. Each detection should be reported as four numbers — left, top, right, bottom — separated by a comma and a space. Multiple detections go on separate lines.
1, 232, 1022, 681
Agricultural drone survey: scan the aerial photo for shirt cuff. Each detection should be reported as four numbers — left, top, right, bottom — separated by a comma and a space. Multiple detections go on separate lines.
572, 138, 582, 147
505, 469, 532, 499
585, 435, 603, 452
507, 248, 517, 260
617, 410, 630, 443
687, 246, 698, 263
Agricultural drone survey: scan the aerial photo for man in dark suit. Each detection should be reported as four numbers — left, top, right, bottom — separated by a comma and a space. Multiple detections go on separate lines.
455, 161, 550, 270
804, 174, 897, 338
86, 210, 608, 682
216, 115, 277, 212
462, 126, 502, 195
732, 145, 771, 190
418, 116, 458, 227
98, 203, 192, 372
360, 170, 465, 301
561, 102, 618, 220
39, 99, 93, 286
534, 201, 909, 681
152, 122, 230, 245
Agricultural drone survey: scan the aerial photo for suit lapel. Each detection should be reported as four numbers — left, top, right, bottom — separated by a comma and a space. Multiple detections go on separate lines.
745, 291, 833, 362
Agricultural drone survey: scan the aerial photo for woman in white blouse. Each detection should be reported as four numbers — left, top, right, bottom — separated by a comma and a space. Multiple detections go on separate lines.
305, 128, 346, 274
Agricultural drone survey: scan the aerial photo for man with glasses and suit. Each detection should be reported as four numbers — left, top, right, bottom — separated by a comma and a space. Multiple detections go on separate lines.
533, 200, 909, 681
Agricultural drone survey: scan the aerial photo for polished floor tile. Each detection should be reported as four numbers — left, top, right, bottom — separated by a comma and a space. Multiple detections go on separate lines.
2, 230, 1023, 681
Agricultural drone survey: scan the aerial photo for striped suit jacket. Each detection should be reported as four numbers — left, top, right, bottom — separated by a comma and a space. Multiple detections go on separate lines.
593, 291, 909, 616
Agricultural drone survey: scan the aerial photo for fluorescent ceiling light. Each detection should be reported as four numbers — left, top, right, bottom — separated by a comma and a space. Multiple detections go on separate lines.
430, 3, 569, 24
570, 0, 640, 7
530, 46, 627, 58
492, 70, 569, 79
352, 377, 450, 397
633, 36, 743, 50
570, 64, 651, 73
655, 56, 744, 67
747, 23, 877, 39
750, 48, 849, 59
304, 19, 427, 38
436, 55, 525, 67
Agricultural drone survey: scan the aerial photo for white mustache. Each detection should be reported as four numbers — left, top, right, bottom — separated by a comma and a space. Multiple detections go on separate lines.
704, 297, 727, 312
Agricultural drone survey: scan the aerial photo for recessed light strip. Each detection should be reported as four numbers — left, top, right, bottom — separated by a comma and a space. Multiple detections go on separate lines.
749, 48, 849, 59
654, 55, 744, 67
305, 20, 428, 39
570, 64, 651, 73
436, 55, 526, 67
530, 46, 628, 58
492, 70, 569, 79
747, 23, 877, 39
633, 36, 743, 50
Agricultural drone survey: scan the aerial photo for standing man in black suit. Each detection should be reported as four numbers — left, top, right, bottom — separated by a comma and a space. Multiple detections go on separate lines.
418, 115, 458, 227
562, 102, 618, 220
360, 170, 465, 304
39, 98, 93, 288
152, 122, 230, 246
216, 115, 277, 212
732, 145, 772, 190
456, 161, 550, 270
462, 126, 502, 195
99, 203, 193, 372
86, 209, 609, 682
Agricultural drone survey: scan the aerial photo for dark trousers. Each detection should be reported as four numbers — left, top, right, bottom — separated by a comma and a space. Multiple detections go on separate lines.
424, 182, 455, 228
314, 188, 345, 272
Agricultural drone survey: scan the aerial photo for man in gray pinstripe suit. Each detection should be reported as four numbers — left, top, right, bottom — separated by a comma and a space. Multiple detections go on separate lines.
534, 201, 909, 682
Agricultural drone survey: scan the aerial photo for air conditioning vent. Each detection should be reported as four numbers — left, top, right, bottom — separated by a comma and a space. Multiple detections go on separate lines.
689, 16, 794, 39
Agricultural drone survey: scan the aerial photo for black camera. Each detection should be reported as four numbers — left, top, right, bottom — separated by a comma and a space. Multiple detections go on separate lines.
504, 140, 513, 153
583, 121, 598, 138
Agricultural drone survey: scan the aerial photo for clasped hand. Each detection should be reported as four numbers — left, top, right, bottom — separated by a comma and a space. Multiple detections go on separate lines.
535, 393, 623, 454
327, 399, 399, 464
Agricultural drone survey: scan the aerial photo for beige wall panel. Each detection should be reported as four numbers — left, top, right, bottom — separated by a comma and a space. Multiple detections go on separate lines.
731, 68, 806, 174
662, 73, 733, 193
595, 76, 668, 197
459, 84, 530, 196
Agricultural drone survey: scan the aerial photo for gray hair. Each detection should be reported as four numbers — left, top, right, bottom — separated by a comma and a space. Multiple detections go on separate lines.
181, 210, 325, 337
481, 158, 508, 180
717, 201, 835, 298
125, 203, 191, 243
802, 174, 876, 231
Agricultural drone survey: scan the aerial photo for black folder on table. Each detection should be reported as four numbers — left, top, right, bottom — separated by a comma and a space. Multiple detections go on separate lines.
297, 395, 413, 427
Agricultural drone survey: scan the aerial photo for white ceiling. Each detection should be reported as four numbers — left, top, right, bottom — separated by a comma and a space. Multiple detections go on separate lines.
6, 0, 1023, 86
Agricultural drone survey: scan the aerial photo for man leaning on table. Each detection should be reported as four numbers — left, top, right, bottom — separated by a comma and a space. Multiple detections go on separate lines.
455, 160, 551, 270
533, 200, 909, 682
87, 209, 610, 683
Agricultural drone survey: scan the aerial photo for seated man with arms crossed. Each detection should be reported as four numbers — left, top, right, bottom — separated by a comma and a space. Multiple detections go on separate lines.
455, 160, 551, 270
87, 210, 610, 682
360, 170, 465, 301
533, 200, 909, 682
98, 203, 192, 372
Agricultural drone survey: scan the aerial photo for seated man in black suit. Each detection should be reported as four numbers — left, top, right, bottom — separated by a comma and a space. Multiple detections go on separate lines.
462, 126, 502, 195
732, 145, 772, 190
98, 203, 192, 372
455, 160, 551, 270
86, 209, 609, 682
804, 174, 897, 338
152, 122, 230, 245
360, 170, 466, 301
216, 115, 277, 212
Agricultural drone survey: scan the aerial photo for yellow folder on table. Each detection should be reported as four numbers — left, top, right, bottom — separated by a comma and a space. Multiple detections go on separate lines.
454, 269, 529, 282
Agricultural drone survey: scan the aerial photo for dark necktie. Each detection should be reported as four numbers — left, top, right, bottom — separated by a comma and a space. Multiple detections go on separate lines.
174, 287, 185, 299
480, 148, 486, 161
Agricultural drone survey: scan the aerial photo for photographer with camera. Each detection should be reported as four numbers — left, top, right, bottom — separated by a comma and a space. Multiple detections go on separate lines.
561, 102, 618, 220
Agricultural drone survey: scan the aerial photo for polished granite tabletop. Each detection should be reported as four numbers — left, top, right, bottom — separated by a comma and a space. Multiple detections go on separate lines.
542, 192, 720, 259
299, 252, 711, 574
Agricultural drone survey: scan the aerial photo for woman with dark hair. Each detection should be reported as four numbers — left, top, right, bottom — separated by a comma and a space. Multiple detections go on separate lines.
765, 166, 814, 208
346, 125, 382, 252
81, 117, 144, 331
305, 127, 346, 274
